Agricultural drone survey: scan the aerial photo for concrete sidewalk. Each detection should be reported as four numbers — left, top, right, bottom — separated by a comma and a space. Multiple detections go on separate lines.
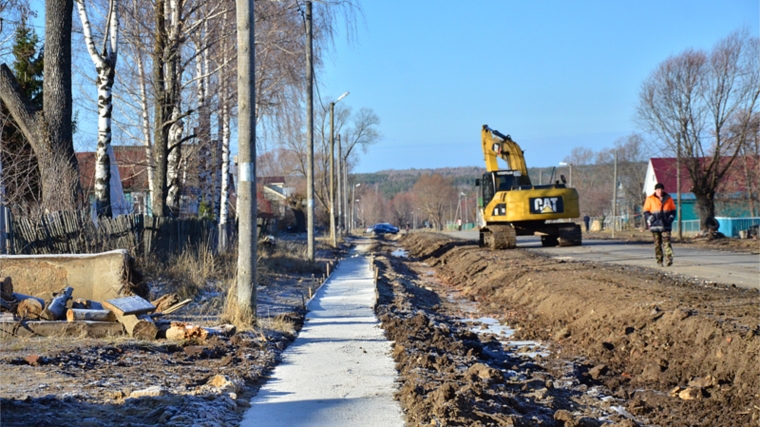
240, 248, 405, 427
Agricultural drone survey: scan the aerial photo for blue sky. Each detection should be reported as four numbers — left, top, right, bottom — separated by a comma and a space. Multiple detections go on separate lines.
320, 0, 759, 173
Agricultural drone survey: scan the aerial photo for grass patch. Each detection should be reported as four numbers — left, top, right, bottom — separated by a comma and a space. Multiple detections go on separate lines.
140, 243, 236, 300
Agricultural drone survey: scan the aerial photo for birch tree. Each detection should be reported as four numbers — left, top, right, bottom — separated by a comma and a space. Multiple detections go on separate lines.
217, 7, 232, 248
76, 0, 120, 218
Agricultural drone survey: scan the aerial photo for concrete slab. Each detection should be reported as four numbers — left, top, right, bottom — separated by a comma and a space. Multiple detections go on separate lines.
0, 249, 137, 301
241, 247, 404, 427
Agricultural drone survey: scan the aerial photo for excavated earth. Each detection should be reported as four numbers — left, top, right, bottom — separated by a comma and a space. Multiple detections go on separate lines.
372, 233, 759, 426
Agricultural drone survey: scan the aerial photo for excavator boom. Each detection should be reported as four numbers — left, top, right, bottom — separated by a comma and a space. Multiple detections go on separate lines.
481, 125, 529, 175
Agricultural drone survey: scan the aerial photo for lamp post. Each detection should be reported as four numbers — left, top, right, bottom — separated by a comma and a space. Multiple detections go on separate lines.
330, 92, 349, 248
559, 162, 573, 187
352, 183, 360, 232
460, 192, 468, 224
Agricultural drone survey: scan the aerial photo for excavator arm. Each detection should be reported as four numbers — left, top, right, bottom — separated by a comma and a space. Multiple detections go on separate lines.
481, 125, 529, 175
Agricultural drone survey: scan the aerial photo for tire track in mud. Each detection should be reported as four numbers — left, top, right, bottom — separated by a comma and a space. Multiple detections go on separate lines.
371, 233, 760, 427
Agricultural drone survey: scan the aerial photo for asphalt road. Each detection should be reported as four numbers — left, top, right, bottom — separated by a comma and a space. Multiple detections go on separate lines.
447, 231, 760, 290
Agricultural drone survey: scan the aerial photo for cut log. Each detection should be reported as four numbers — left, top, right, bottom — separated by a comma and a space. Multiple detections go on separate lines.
160, 299, 192, 315
66, 309, 116, 322
12, 293, 45, 306
151, 294, 180, 313
71, 299, 90, 309
162, 322, 209, 341
103, 296, 155, 316
113, 312, 157, 340
1, 277, 13, 300
16, 297, 44, 319
40, 286, 74, 320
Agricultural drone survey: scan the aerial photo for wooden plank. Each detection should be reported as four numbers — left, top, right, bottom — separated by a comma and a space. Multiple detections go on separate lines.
102, 295, 155, 316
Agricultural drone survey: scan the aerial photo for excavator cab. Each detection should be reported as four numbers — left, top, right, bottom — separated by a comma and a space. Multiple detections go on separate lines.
477, 171, 531, 208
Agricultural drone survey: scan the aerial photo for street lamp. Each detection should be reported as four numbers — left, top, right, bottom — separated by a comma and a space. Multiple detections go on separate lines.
559, 162, 573, 187
352, 183, 360, 232
330, 92, 349, 247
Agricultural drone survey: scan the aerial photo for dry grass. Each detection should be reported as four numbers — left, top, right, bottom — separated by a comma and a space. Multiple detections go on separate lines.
138, 239, 323, 329
257, 314, 298, 336
140, 243, 236, 300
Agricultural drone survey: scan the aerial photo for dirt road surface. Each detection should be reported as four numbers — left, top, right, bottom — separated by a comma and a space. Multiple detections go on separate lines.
450, 231, 760, 290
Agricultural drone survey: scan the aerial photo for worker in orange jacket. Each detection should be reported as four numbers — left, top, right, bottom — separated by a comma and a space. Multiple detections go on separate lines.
643, 183, 677, 266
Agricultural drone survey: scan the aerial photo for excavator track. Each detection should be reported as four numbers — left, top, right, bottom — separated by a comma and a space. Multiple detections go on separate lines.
557, 224, 582, 247
480, 225, 517, 250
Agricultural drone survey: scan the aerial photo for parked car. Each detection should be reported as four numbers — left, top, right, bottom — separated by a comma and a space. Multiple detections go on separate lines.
369, 223, 399, 235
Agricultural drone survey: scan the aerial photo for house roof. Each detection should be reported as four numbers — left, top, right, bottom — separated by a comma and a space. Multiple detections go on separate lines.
76, 146, 150, 193
260, 176, 286, 185
645, 156, 757, 195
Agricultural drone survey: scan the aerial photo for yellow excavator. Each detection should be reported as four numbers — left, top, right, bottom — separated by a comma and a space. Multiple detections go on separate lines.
476, 125, 582, 249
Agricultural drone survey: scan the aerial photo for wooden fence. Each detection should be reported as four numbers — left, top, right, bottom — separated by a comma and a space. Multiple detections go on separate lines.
6, 211, 220, 258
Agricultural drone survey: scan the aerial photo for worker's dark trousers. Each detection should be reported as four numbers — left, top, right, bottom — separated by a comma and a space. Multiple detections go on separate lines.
652, 230, 673, 265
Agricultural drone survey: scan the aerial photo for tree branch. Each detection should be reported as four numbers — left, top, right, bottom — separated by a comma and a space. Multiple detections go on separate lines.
0, 63, 42, 149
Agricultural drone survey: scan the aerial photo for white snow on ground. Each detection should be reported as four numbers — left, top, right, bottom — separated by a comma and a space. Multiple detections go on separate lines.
240, 247, 405, 427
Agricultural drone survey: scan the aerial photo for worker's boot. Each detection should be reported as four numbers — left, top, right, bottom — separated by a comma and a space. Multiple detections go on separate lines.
666, 258, 673, 267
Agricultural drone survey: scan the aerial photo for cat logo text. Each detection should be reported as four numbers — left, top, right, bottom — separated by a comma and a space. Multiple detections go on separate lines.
529, 197, 564, 214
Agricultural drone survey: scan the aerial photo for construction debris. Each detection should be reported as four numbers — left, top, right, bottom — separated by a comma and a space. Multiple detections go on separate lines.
0, 273, 233, 342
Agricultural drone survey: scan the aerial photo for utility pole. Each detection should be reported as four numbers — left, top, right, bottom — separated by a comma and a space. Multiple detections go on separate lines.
352, 183, 360, 232
305, 1, 315, 262
337, 136, 342, 232
611, 151, 618, 239
235, 0, 257, 322
329, 92, 348, 248
676, 141, 682, 240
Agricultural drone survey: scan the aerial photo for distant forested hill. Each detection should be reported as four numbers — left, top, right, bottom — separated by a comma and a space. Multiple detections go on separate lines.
354, 166, 565, 200
354, 167, 482, 199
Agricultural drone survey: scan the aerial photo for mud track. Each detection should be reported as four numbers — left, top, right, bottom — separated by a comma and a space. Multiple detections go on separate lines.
373, 233, 759, 426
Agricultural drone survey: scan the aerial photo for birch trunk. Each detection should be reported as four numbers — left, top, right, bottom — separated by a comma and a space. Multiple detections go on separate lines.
195, 32, 212, 213
136, 53, 155, 199
219, 81, 231, 250
77, 0, 119, 218
218, 11, 231, 250
166, 108, 183, 216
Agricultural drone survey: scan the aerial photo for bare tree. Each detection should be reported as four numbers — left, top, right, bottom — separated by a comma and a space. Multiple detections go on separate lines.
0, 0, 81, 212
637, 30, 759, 227
0, 15, 42, 214
0, 0, 32, 60
411, 173, 456, 230
389, 191, 413, 227
564, 146, 594, 166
